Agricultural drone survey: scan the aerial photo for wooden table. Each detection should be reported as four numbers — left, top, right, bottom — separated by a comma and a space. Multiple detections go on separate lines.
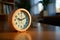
0, 28, 60, 40
0, 21, 60, 40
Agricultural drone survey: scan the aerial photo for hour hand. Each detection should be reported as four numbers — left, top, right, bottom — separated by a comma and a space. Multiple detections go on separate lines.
17, 17, 26, 21
17, 18, 22, 21
22, 17, 26, 20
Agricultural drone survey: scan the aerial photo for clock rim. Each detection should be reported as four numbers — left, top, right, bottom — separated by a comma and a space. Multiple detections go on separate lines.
12, 8, 31, 32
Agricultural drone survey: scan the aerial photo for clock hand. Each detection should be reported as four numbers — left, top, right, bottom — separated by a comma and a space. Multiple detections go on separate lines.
17, 18, 22, 21
17, 17, 26, 21
22, 17, 26, 20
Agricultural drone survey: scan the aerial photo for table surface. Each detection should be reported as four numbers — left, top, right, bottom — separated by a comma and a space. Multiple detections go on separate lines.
0, 22, 60, 40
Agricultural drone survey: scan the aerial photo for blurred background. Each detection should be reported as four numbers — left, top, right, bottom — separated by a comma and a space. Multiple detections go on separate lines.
0, 0, 60, 32
0, 0, 60, 40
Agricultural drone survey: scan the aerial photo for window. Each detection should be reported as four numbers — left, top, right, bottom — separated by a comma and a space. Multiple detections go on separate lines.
30, 0, 43, 15
38, 3, 43, 13
56, 0, 60, 13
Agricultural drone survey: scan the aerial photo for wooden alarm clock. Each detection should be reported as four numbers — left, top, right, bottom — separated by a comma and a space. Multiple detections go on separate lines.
8, 8, 31, 32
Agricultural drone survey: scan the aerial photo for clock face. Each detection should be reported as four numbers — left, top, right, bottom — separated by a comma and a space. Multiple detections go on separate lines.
12, 8, 31, 32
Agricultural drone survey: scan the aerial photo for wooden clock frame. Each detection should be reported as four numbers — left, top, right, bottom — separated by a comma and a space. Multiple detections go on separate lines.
8, 8, 31, 32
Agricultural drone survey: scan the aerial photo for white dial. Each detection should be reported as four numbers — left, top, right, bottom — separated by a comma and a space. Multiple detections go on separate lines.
13, 12, 28, 29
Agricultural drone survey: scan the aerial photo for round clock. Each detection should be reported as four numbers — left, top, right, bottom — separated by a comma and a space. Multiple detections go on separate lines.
8, 8, 31, 32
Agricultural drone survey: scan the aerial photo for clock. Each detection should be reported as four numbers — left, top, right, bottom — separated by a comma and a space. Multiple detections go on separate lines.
8, 8, 31, 32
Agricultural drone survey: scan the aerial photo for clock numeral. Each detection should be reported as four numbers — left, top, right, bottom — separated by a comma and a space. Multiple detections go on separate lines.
18, 25, 19, 27
21, 26, 22, 28
26, 21, 27, 24
24, 24, 27, 28
24, 25, 26, 27
15, 16, 17, 18
18, 13, 20, 15
24, 25, 25, 27
26, 17, 29, 21
14, 19, 16, 21
26, 21, 28, 24
16, 22, 17, 25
